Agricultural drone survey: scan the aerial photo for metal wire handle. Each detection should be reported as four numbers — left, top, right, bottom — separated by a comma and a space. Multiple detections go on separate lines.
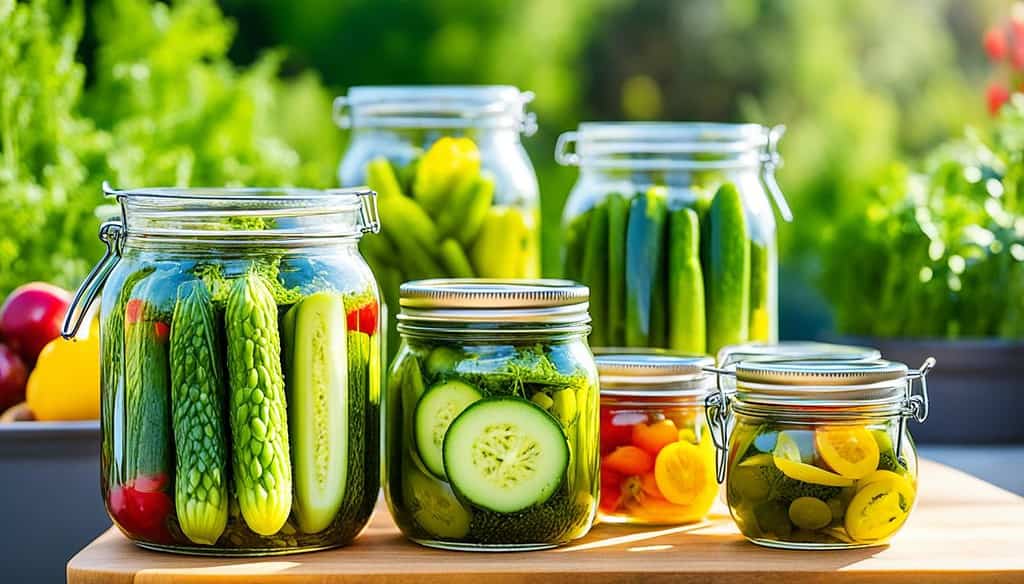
61, 221, 124, 339
356, 189, 381, 234
703, 364, 735, 484
761, 125, 793, 223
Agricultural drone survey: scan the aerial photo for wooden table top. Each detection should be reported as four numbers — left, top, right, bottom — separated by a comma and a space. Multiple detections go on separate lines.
67, 460, 1024, 583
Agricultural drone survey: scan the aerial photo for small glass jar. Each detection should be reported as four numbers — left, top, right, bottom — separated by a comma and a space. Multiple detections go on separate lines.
596, 350, 718, 525
556, 123, 791, 354
384, 279, 599, 551
63, 185, 383, 555
706, 358, 936, 550
336, 86, 541, 359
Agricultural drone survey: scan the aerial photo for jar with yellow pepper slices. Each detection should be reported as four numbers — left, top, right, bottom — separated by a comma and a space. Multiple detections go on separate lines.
596, 350, 719, 525
705, 358, 936, 549
336, 86, 541, 359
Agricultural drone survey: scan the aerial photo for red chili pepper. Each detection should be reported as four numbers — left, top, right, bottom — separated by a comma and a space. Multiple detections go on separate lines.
346, 300, 379, 335
152, 321, 170, 343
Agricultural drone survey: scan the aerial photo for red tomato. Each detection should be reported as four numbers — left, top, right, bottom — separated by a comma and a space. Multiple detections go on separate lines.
108, 475, 172, 542
603, 445, 654, 475
631, 419, 679, 455
347, 300, 379, 335
599, 466, 624, 513
152, 321, 170, 343
0, 343, 28, 412
0, 283, 71, 363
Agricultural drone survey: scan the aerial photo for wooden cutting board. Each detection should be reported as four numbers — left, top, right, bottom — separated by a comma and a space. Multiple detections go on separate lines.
67, 460, 1024, 583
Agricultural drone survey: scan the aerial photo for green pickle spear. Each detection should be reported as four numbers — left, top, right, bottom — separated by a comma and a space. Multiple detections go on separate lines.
563, 209, 592, 283
624, 187, 668, 347
749, 240, 771, 342
667, 207, 707, 354
706, 183, 751, 355
439, 238, 476, 278
169, 280, 229, 545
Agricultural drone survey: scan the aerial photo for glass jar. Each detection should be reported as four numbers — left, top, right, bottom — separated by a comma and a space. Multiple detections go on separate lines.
62, 185, 383, 555
336, 86, 541, 359
556, 123, 792, 355
705, 358, 936, 550
596, 350, 718, 525
384, 279, 599, 551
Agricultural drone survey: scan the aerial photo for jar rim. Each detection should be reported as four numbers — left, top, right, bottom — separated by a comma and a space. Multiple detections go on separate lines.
556, 122, 783, 171
336, 85, 536, 132
717, 341, 881, 367
397, 279, 590, 328
595, 348, 715, 397
106, 184, 380, 244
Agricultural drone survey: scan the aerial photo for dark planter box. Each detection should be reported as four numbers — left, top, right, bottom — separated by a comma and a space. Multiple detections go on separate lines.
0, 422, 109, 584
839, 337, 1024, 444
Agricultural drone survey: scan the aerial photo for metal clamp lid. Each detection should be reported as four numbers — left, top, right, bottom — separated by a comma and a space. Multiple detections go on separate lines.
61, 221, 124, 339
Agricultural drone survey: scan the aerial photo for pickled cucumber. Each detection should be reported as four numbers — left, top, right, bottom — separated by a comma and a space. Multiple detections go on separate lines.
414, 380, 483, 478
667, 207, 706, 354
283, 292, 348, 534
169, 280, 229, 545
706, 183, 751, 355
581, 202, 609, 346
625, 187, 668, 347
225, 272, 292, 536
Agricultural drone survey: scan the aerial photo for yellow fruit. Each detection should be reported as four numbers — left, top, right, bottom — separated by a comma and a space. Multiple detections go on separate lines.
845, 475, 915, 542
815, 426, 880, 479
772, 456, 855, 487
26, 326, 100, 421
654, 441, 716, 512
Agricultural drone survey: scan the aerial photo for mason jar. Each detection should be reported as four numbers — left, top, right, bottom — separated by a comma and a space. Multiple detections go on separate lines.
596, 350, 718, 525
705, 358, 936, 550
384, 279, 599, 551
336, 86, 541, 359
62, 184, 383, 555
556, 123, 791, 355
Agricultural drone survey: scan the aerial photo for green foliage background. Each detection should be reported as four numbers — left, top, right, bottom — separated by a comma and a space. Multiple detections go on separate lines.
0, 0, 1006, 337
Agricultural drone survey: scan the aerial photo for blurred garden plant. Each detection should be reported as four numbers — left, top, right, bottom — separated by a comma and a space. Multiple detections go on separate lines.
821, 6, 1024, 339
0, 0, 340, 297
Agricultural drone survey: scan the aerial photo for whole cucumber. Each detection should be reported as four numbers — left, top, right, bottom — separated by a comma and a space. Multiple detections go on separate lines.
581, 202, 610, 346
225, 272, 292, 536
749, 240, 771, 342
706, 183, 751, 355
667, 207, 707, 354
563, 210, 592, 282
625, 187, 668, 347
605, 193, 628, 346
169, 280, 229, 545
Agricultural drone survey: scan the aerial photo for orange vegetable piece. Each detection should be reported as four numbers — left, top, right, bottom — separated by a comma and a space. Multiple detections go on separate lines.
631, 419, 679, 455
603, 445, 654, 475
641, 472, 663, 499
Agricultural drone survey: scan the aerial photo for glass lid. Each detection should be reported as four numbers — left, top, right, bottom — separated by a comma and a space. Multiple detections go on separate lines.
717, 341, 881, 367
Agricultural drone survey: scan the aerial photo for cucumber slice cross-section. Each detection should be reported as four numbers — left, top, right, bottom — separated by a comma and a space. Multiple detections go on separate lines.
442, 397, 569, 513
414, 380, 483, 478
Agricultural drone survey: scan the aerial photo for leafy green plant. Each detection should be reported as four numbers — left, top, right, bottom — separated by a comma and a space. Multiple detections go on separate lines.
822, 97, 1024, 338
0, 0, 341, 297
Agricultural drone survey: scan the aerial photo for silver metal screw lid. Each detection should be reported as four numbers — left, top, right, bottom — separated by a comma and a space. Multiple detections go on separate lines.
595, 349, 714, 397
397, 279, 590, 325
717, 341, 881, 367
732, 359, 913, 408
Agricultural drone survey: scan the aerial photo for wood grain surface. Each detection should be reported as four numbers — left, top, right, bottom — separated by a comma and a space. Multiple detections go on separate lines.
67, 460, 1024, 583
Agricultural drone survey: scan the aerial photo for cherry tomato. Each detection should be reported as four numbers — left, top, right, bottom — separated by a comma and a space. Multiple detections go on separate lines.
604, 445, 654, 475
631, 419, 679, 455
346, 300, 379, 335
986, 83, 1010, 115
108, 475, 172, 542
984, 26, 1008, 61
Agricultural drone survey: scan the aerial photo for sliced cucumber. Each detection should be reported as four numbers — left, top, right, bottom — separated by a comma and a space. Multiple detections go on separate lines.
443, 397, 569, 513
285, 292, 348, 533
402, 460, 472, 539
414, 380, 483, 478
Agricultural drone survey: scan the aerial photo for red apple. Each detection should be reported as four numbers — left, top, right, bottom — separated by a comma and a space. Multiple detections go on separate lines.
0, 283, 72, 364
0, 343, 28, 412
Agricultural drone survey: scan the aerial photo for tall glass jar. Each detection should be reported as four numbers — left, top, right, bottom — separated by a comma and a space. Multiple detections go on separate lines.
384, 279, 599, 551
336, 86, 541, 358
705, 358, 936, 550
556, 123, 792, 355
62, 185, 383, 555
596, 350, 718, 525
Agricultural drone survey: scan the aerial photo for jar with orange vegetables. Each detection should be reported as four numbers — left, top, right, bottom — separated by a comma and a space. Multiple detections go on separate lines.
597, 351, 718, 525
